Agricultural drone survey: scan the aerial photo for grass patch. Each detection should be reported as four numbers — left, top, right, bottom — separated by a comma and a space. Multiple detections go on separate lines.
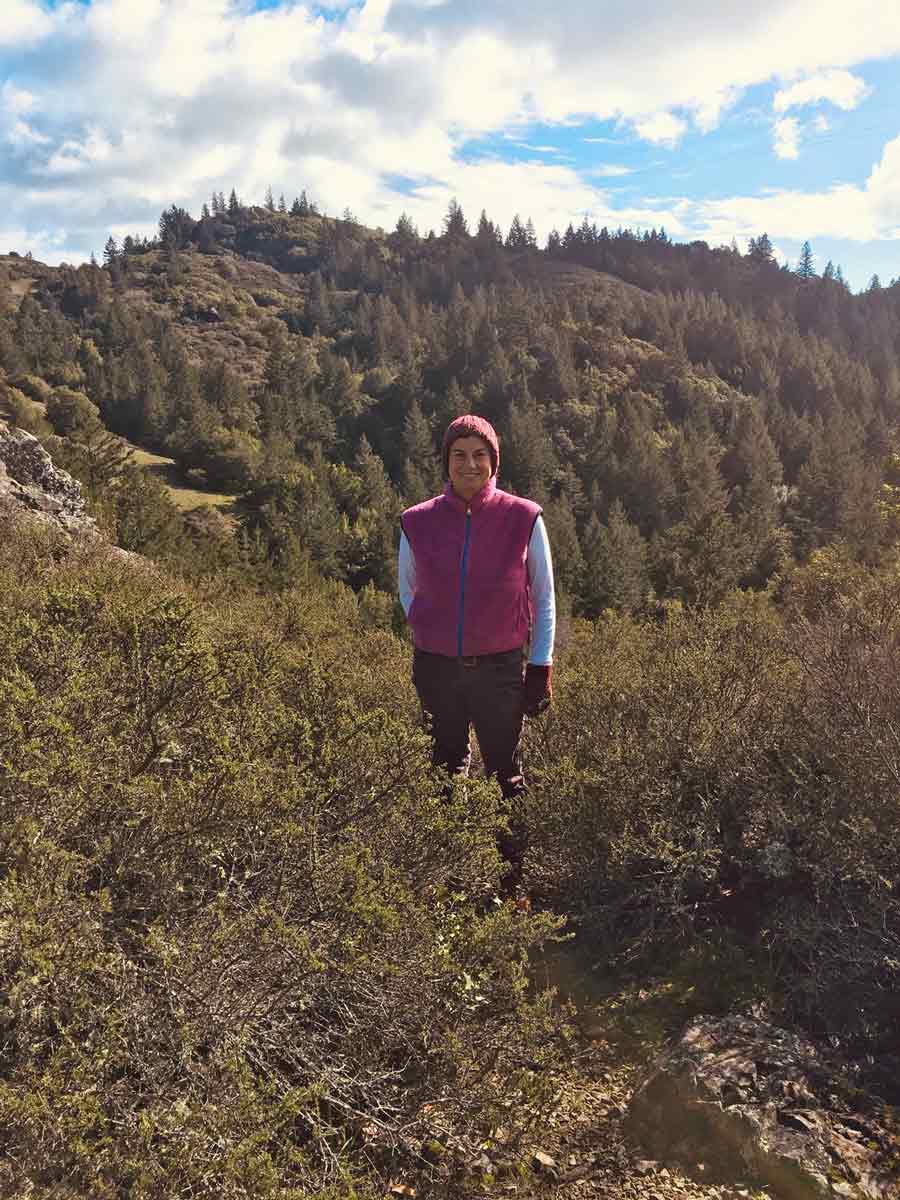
127, 442, 238, 512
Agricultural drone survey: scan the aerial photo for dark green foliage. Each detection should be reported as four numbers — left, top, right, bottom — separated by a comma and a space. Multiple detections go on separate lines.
0, 517, 567, 1198
526, 559, 900, 1075
5, 184, 900, 614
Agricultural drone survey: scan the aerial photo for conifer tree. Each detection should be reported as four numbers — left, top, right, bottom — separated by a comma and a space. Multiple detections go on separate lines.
581, 501, 648, 614
797, 241, 815, 279
103, 236, 119, 268
443, 198, 469, 238
748, 233, 775, 265
506, 215, 527, 250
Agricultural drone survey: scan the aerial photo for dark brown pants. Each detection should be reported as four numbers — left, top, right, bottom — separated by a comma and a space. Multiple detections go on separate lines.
412, 648, 526, 876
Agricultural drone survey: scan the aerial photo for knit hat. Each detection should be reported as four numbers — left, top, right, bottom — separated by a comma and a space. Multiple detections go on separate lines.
442, 414, 500, 478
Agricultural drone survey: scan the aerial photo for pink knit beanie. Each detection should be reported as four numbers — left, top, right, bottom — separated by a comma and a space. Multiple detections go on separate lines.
442, 414, 500, 478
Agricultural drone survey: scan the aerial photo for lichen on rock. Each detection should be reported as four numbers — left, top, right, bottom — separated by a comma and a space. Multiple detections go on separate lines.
627, 1014, 899, 1200
0, 418, 97, 536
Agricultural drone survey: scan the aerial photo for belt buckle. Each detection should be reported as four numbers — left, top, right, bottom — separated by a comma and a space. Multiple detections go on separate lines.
459, 655, 478, 668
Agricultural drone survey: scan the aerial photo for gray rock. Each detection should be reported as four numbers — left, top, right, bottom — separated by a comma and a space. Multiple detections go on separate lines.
0, 419, 97, 536
626, 1015, 899, 1200
0, 420, 144, 567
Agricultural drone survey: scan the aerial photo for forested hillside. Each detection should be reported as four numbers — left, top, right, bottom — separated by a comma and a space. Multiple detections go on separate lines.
3, 191, 900, 616
2, 194, 900, 1197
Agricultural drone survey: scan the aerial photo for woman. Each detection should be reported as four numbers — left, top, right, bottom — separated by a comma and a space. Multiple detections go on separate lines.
398, 414, 555, 877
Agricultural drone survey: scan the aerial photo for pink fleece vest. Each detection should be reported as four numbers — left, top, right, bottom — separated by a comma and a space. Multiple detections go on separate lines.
402, 478, 541, 657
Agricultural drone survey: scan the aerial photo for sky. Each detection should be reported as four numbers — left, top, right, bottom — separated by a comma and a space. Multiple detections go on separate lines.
3, 0, 900, 290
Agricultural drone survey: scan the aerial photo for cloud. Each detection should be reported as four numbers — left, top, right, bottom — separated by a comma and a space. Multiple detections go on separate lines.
774, 68, 869, 113
773, 116, 801, 159
513, 142, 561, 153
2, 0, 900, 264
633, 112, 687, 148
692, 134, 900, 243
589, 164, 633, 178
0, 0, 53, 47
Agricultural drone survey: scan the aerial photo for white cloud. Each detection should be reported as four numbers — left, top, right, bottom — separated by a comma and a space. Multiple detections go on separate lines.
773, 116, 801, 159
813, 113, 831, 132
589, 164, 633, 178
692, 134, 900, 243
774, 68, 869, 113
633, 112, 688, 148
3, 0, 900, 264
0, 0, 53, 47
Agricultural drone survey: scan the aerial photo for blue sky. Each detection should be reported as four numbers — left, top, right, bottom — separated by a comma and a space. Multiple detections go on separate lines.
2, 0, 900, 289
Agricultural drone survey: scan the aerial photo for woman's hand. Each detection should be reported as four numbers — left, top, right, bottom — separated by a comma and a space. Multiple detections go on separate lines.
523, 664, 552, 717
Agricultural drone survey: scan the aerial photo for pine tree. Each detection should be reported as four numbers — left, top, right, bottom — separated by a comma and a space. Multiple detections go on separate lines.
748, 233, 775, 265
278, 193, 287, 213
543, 495, 585, 603
103, 236, 119, 268
264, 186, 276, 213
796, 241, 815, 279
581, 501, 648, 615
506, 215, 527, 250
394, 213, 418, 242
228, 188, 240, 218
443, 198, 469, 238
401, 400, 438, 500
653, 427, 744, 606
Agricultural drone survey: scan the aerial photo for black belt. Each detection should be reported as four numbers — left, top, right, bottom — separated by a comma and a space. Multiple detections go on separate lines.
415, 648, 523, 668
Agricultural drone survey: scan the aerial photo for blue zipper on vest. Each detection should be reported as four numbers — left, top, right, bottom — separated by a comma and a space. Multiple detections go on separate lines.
457, 507, 472, 656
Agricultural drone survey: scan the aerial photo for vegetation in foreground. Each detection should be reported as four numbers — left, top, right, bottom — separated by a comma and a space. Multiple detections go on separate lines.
0, 513, 568, 1199
0, 505, 898, 1196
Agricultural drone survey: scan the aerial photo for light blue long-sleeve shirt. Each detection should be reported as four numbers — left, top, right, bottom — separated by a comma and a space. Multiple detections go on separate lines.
398, 514, 556, 665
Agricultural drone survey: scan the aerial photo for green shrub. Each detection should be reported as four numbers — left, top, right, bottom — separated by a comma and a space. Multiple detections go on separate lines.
525, 570, 900, 1072
0, 519, 567, 1198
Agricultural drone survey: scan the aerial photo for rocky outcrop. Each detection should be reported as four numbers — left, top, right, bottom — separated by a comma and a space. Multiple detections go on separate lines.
0, 419, 99, 537
627, 1015, 899, 1200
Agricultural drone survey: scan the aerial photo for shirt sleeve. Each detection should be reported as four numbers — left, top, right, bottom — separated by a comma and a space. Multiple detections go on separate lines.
527, 515, 556, 665
398, 530, 416, 618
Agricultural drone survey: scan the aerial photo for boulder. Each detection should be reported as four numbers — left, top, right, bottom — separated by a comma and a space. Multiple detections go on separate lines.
627, 1015, 899, 1200
0, 419, 97, 537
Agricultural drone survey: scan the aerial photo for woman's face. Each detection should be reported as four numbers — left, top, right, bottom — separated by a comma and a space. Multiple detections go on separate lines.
448, 435, 493, 502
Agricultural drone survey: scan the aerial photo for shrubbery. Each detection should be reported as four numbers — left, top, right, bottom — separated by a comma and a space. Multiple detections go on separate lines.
0, 518, 567, 1198
525, 551, 900, 1084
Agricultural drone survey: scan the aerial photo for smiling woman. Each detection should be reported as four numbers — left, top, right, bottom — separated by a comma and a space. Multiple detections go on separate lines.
398, 414, 556, 896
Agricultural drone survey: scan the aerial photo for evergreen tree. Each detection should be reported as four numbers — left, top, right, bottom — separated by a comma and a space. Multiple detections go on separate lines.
748, 233, 775, 265
581, 501, 648, 615
443, 198, 469, 238
796, 241, 815, 279
264, 186, 276, 213
506, 215, 527, 250
401, 400, 438, 501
